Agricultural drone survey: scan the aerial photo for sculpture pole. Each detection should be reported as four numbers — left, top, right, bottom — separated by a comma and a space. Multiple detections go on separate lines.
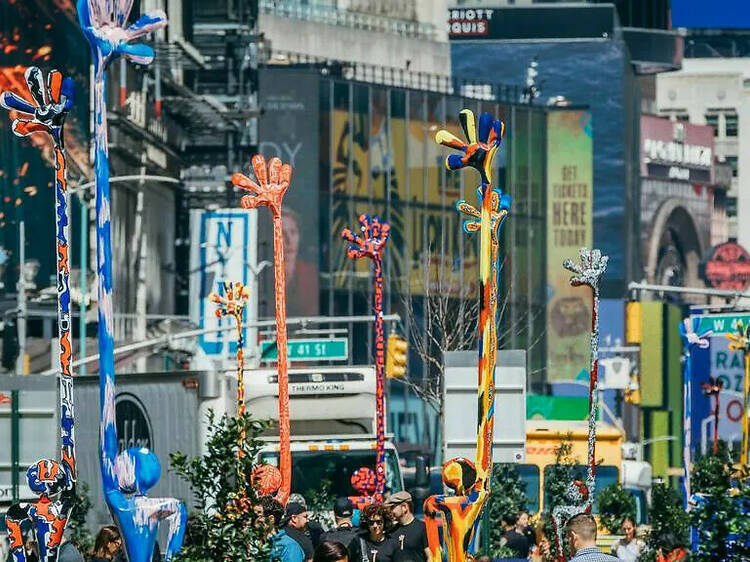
701, 378, 723, 455
78, 2, 186, 559
232, 155, 292, 505
210, 281, 250, 433
1, 67, 77, 562
727, 320, 750, 465
551, 247, 608, 560
341, 214, 390, 500
423, 109, 508, 562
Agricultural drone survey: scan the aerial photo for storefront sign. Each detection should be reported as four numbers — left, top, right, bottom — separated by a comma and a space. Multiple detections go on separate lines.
641, 115, 714, 184
700, 241, 750, 291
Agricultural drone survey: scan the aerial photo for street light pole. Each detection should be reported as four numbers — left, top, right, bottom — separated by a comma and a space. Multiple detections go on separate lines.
80, 194, 87, 376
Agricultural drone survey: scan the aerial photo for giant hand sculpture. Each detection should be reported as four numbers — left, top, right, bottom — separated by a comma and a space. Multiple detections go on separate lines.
552, 247, 608, 560
341, 214, 390, 500
232, 155, 292, 505
727, 320, 750, 465
77, 2, 186, 560
423, 110, 507, 562
1, 67, 76, 562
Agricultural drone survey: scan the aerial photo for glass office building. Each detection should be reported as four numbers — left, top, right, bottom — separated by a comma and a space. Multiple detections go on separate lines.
258, 68, 553, 451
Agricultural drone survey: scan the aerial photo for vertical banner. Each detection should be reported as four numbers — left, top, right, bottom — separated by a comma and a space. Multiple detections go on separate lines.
545, 110, 594, 383
188, 209, 258, 356
258, 69, 320, 317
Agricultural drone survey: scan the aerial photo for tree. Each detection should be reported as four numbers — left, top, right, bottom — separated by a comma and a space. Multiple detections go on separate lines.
68, 482, 94, 555
597, 482, 636, 534
170, 411, 272, 562
641, 483, 690, 562
487, 463, 528, 557
304, 478, 335, 529
689, 443, 750, 562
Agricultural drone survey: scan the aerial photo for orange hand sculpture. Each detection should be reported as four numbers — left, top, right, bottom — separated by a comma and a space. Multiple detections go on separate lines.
231, 155, 292, 505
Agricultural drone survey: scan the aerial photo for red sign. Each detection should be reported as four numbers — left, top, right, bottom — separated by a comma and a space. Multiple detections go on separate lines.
0, 393, 10, 405
701, 242, 750, 291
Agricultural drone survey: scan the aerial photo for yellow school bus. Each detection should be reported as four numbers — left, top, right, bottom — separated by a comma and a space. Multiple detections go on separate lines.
518, 420, 624, 514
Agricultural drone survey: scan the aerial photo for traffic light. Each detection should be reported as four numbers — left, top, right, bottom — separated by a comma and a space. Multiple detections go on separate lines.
625, 301, 642, 344
386, 333, 408, 379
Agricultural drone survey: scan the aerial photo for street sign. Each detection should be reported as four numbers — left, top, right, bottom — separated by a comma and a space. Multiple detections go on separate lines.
259, 338, 349, 362
694, 313, 750, 335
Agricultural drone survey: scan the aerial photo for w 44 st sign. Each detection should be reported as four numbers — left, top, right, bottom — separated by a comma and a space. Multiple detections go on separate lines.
694, 313, 750, 336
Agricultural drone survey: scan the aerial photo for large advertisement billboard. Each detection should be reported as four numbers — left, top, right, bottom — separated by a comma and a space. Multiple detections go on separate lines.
258, 69, 321, 317
545, 110, 594, 383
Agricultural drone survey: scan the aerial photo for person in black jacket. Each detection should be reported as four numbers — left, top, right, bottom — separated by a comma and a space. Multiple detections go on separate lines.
320, 498, 358, 550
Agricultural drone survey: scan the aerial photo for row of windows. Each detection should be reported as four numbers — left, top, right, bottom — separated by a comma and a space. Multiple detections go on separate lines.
661, 110, 738, 138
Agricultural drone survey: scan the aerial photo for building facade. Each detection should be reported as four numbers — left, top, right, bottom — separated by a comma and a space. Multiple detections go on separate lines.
656, 58, 750, 249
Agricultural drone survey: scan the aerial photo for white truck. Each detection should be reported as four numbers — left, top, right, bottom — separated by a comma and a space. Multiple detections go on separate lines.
226, 365, 407, 499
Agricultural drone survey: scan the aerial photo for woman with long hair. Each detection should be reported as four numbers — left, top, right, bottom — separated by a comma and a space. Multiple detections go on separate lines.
89, 526, 122, 562
313, 541, 349, 562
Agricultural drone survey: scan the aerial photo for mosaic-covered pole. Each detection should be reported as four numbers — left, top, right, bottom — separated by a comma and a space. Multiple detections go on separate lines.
209, 281, 250, 424
232, 154, 293, 505
727, 320, 750, 465
78, 2, 186, 560
1, 67, 77, 562
552, 247, 608, 560
423, 109, 507, 562
702, 377, 724, 455
341, 214, 390, 500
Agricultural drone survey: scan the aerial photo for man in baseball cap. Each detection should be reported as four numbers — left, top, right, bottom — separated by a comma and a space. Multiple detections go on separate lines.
320, 497, 358, 549
385, 491, 429, 561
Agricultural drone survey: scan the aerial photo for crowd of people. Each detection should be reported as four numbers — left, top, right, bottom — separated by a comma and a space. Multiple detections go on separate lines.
260, 490, 429, 562
4, 493, 648, 562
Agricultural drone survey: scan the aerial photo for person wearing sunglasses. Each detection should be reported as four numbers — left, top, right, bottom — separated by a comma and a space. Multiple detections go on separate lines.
350, 504, 397, 562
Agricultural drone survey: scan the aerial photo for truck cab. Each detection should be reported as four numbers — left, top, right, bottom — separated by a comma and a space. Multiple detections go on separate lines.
242, 365, 405, 498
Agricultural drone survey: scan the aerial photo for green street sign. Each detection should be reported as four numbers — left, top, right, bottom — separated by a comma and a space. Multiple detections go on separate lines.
694, 313, 750, 335
259, 338, 349, 362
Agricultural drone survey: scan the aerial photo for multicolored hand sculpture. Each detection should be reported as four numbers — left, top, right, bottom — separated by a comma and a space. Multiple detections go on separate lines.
1, 67, 76, 562
679, 318, 710, 504
232, 154, 292, 505
77, 1, 186, 560
727, 320, 750, 465
341, 214, 390, 501
553, 247, 608, 559
424, 110, 507, 562
210, 281, 251, 435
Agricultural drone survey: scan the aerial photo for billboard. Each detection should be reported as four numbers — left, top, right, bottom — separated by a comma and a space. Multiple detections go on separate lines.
545, 110, 594, 382
258, 69, 320, 317
640, 114, 714, 184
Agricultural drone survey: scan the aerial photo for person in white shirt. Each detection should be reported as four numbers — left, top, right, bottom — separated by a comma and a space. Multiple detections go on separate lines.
610, 517, 645, 562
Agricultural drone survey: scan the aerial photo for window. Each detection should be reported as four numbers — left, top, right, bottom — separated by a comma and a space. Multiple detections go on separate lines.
705, 113, 719, 137
675, 113, 690, 122
517, 464, 541, 514
727, 155, 739, 177
259, 448, 403, 497
725, 113, 738, 137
